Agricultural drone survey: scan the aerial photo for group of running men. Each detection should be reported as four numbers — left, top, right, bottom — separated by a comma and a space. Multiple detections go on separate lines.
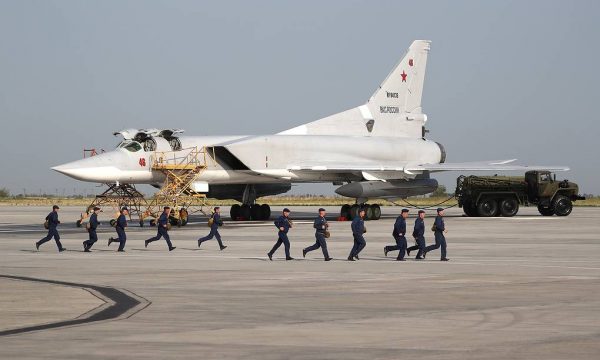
36, 205, 448, 261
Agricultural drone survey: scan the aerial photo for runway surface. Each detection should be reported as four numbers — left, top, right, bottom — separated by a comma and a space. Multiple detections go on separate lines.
1, 205, 599, 359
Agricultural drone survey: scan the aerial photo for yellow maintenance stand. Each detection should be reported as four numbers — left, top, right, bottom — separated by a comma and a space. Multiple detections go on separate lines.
143, 146, 213, 226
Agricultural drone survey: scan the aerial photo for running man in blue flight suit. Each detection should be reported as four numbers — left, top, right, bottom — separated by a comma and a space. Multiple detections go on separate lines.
348, 208, 367, 261
198, 207, 226, 250
36, 205, 65, 252
108, 207, 128, 252
303, 208, 332, 261
407, 210, 427, 260
423, 208, 449, 261
145, 207, 176, 251
384, 208, 409, 261
268, 208, 293, 260
83, 206, 101, 252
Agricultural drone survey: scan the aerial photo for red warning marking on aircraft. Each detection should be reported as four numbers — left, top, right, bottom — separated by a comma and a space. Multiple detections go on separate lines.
139, 158, 146, 167
409, 59, 413, 66
401, 71, 407, 82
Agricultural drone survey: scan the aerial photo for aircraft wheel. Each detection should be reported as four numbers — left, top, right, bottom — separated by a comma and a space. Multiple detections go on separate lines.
340, 204, 351, 219
371, 204, 381, 220
169, 216, 180, 226
349, 204, 360, 220
553, 195, 572, 216
477, 197, 499, 217
365, 204, 375, 221
250, 204, 262, 220
230, 204, 241, 221
139, 219, 144, 227
239, 204, 251, 221
499, 198, 519, 217
179, 209, 189, 226
76, 220, 83, 228
260, 204, 271, 220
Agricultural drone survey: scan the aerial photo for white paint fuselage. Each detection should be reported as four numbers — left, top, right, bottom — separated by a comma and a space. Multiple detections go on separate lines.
52, 135, 443, 186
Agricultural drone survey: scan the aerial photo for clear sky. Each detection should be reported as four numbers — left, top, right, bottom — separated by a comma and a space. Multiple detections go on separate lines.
0, 0, 598, 196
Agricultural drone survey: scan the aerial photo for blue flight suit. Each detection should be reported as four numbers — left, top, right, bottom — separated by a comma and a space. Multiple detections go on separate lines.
407, 217, 426, 258
384, 216, 407, 260
146, 212, 174, 249
83, 213, 100, 250
268, 215, 291, 258
37, 211, 63, 250
111, 214, 128, 251
198, 213, 225, 249
349, 217, 366, 259
304, 216, 330, 259
425, 215, 447, 259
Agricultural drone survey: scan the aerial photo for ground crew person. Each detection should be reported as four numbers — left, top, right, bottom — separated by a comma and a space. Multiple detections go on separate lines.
108, 207, 128, 252
83, 207, 101, 252
268, 208, 293, 260
303, 208, 332, 261
424, 208, 449, 261
407, 210, 426, 259
36, 205, 65, 252
145, 207, 176, 251
384, 208, 409, 261
198, 207, 226, 250
348, 208, 367, 261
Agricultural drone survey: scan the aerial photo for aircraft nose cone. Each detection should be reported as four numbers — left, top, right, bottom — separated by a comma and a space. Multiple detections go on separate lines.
51, 152, 127, 182
51, 159, 97, 181
51, 164, 75, 177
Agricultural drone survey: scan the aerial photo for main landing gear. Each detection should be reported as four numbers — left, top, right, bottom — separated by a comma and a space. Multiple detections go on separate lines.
340, 203, 381, 221
230, 203, 271, 221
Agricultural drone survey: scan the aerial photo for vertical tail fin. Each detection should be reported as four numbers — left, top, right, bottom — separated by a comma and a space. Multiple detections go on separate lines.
367, 40, 430, 115
279, 40, 431, 138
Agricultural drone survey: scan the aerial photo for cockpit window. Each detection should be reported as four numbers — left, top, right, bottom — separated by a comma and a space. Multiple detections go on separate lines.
122, 141, 142, 152
540, 173, 550, 182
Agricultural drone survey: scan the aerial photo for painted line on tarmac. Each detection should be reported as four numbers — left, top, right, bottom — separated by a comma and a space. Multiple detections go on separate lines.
0, 275, 151, 337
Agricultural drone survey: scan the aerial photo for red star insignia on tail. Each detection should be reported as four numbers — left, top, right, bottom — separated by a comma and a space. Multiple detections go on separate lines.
401, 71, 407, 82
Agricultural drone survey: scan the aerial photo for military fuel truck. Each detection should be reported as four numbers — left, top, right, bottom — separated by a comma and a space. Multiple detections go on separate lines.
455, 170, 584, 217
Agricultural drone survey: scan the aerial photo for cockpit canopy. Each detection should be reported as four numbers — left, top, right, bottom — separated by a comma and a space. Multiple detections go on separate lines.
114, 128, 184, 152
120, 141, 143, 152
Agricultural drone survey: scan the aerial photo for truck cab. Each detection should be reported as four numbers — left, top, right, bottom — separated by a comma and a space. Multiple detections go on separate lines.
525, 170, 584, 216
525, 170, 555, 201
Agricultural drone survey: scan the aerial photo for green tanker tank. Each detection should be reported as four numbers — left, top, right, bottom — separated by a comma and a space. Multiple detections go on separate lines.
455, 170, 585, 217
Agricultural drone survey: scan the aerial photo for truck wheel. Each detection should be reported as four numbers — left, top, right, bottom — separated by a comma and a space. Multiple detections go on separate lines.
553, 195, 573, 216
463, 202, 478, 217
477, 198, 499, 217
537, 204, 554, 216
500, 198, 519, 217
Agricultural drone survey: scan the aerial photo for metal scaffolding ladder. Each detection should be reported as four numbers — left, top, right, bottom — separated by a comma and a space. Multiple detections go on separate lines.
76, 183, 150, 227
143, 146, 212, 226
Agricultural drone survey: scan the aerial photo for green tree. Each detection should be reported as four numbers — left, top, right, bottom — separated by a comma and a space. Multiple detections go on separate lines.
0, 188, 9, 198
430, 185, 448, 197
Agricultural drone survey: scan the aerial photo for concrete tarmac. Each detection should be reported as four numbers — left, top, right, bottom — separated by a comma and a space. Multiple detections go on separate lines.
0, 205, 599, 359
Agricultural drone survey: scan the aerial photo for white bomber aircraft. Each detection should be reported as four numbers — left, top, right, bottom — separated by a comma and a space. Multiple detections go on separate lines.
52, 40, 568, 221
